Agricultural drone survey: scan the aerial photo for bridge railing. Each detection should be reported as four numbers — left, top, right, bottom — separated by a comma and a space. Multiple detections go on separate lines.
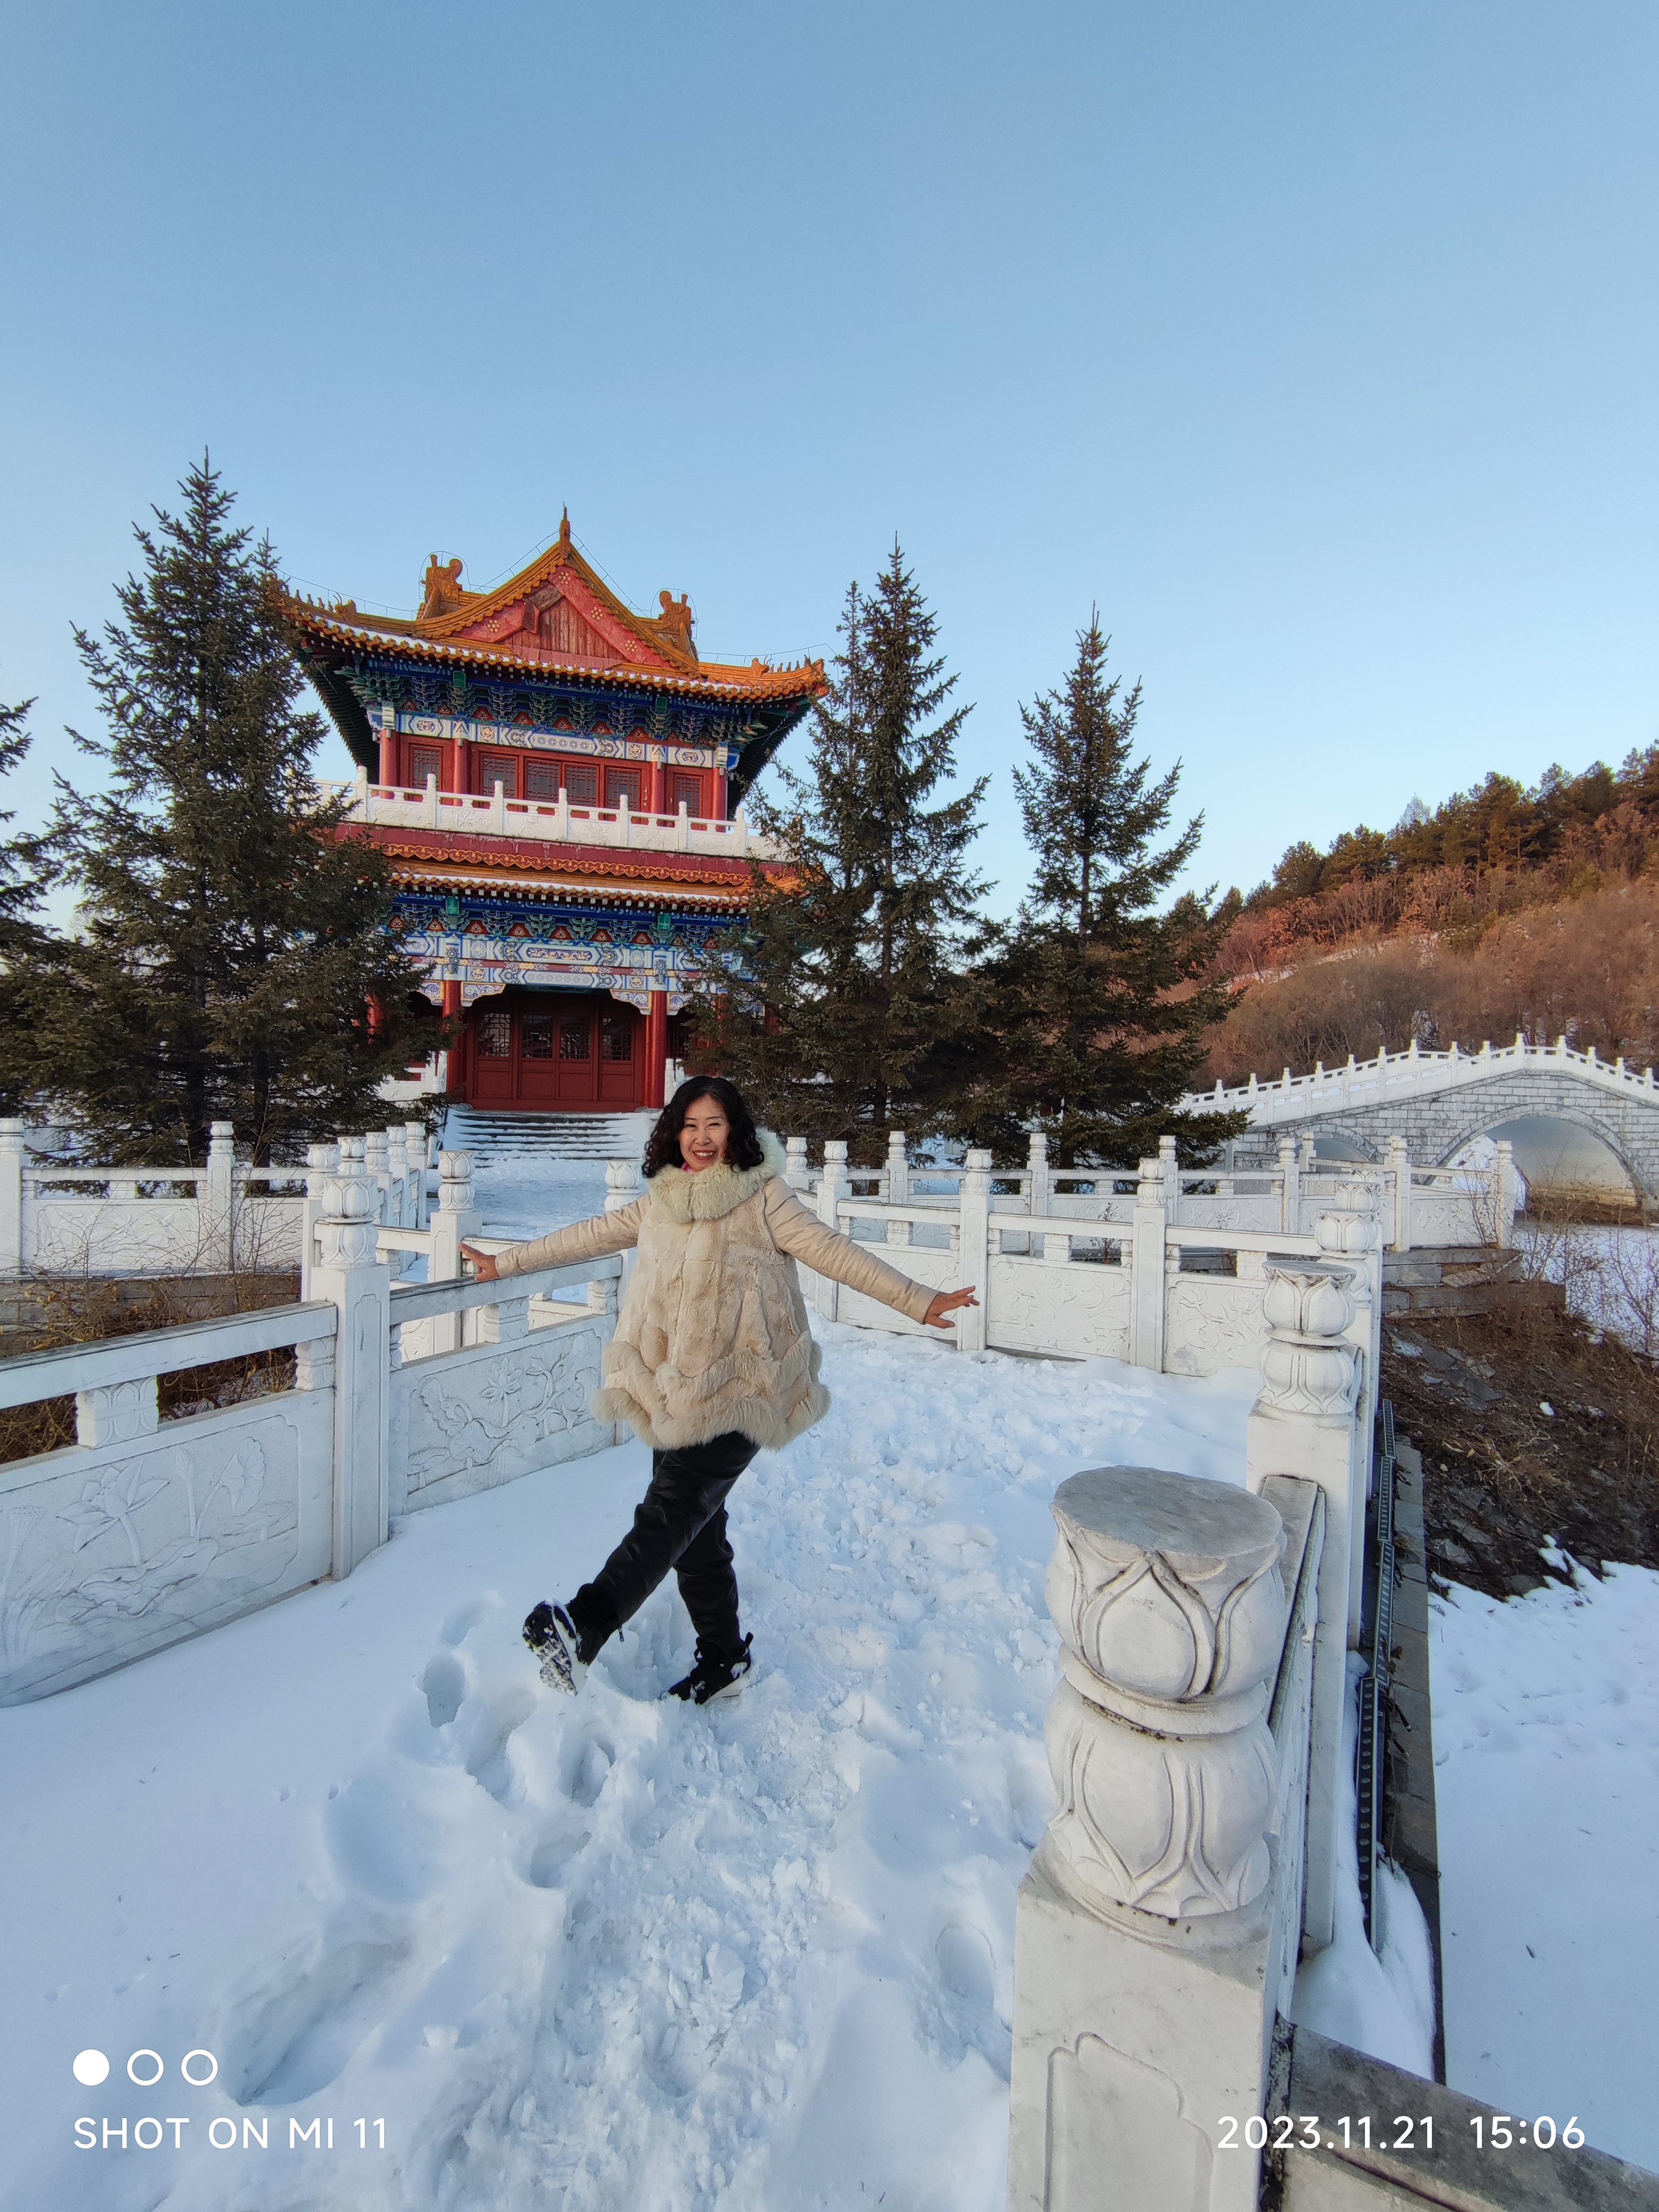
1195, 1030, 1659, 1120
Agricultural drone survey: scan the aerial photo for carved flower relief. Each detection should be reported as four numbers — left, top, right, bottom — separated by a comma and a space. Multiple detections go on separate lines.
1044, 1679, 1277, 1920
1045, 1531, 1286, 1705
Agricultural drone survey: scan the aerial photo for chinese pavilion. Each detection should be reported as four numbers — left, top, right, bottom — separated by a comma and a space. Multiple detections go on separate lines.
280, 518, 823, 1113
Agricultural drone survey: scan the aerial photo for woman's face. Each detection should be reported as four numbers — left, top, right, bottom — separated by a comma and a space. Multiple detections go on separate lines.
678, 1099, 731, 1171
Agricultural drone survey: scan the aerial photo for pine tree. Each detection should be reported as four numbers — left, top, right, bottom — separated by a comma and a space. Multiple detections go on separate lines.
967, 617, 1245, 1165
29, 461, 439, 1162
687, 546, 988, 1157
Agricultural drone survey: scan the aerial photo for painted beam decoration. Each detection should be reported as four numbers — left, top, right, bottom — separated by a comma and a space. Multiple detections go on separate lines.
396, 891, 737, 1011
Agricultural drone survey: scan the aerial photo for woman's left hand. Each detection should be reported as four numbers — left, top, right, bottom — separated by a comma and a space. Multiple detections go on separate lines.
923, 1286, 979, 1330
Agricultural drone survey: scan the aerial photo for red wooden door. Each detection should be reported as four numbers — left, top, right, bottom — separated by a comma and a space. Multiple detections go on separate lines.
466, 993, 641, 1110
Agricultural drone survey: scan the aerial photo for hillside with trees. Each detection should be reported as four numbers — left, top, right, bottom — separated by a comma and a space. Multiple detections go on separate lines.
1205, 754, 1659, 1081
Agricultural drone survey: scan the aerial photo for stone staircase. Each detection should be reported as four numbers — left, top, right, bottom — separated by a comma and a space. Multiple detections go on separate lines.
440, 1107, 654, 1164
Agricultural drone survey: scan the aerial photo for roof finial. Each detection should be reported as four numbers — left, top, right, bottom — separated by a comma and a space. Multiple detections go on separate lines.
558, 507, 571, 546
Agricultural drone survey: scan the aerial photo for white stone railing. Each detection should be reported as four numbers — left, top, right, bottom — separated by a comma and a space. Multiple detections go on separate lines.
0, 1118, 436, 1279
0, 1139, 621, 1705
789, 1128, 1510, 1256
317, 769, 780, 859
1192, 1030, 1659, 1125
785, 1140, 1383, 1420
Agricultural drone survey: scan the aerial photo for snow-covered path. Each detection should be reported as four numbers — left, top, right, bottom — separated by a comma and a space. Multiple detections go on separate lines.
0, 1321, 1257, 2212
1432, 1561, 1659, 2173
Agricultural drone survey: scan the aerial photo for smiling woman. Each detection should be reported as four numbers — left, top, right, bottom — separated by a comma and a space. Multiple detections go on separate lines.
460, 1074, 979, 1706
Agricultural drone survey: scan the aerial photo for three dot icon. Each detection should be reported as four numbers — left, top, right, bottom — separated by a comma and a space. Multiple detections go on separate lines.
71, 2048, 217, 2086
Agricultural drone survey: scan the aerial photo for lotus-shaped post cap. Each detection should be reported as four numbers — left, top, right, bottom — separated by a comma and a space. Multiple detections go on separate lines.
1047, 1467, 1287, 1705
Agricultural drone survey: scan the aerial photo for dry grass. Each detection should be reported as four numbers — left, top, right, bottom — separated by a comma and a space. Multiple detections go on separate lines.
0, 1270, 301, 1468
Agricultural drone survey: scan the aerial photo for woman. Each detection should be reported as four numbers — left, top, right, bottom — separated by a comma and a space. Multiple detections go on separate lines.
460, 1076, 977, 1705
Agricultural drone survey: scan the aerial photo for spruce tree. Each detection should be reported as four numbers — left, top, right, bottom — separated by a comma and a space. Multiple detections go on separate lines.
688, 545, 988, 1157
31, 461, 438, 1162
967, 617, 1245, 1165
0, 690, 54, 1111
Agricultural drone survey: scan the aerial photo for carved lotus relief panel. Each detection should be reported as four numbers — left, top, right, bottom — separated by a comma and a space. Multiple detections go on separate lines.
397, 1329, 607, 1506
1, 1403, 321, 1701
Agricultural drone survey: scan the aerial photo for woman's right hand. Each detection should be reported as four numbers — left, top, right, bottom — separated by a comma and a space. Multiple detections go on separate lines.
459, 1241, 500, 1282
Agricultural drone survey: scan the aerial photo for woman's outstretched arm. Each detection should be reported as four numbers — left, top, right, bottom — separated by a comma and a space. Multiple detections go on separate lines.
462, 1197, 648, 1284
761, 1182, 978, 1330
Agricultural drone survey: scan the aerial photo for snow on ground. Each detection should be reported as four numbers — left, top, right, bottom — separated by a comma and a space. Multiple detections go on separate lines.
1431, 1558, 1659, 2173
0, 1313, 1259, 2212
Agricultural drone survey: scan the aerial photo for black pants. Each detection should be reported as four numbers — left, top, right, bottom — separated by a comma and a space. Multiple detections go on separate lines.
567, 1429, 760, 1666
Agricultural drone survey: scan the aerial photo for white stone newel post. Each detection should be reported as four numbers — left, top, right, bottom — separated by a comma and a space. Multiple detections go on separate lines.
0, 1119, 24, 1274
783, 1136, 811, 1192
308, 1136, 392, 1579
1159, 1132, 1180, 1225
1245, 1265, 1360, 1954
604, 1155, 642, 1305
1495, 1138, 1515, 1248
1027, 1130, 1050, 1221
885, 1129, 911, 1248
1384, 1134, 1411, 1252
384, 1125, 409, 1228
428, 1150, 479, 1356
205, 1121, 235, 1271
956, 1150, 991, 1351
364, 1127, 390, 1224
1277, 1136, 1299, 1234
1316, 1205, 1381, 1448
405, 1121, 429, 1228
816, 1142, 850, 1321
300, 1142, 338, 1303
1129, 1158, 1167, 1370
1009, 1465, 1290, 2212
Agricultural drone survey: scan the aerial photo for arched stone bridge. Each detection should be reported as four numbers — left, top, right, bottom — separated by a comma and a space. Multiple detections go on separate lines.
1190, 1036, 1659, 1201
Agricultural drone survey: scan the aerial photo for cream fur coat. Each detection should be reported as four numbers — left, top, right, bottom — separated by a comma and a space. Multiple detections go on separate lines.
492, 1132, 937, 1451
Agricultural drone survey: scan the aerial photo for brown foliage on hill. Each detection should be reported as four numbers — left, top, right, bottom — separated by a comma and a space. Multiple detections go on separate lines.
1204, 879, 1659, 1082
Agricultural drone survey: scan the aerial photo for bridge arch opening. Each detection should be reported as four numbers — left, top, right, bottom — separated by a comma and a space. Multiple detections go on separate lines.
1448, 1115, 1640, 1208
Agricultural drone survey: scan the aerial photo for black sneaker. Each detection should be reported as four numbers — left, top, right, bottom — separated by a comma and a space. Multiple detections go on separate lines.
668, 1634, 753, 1707
523, 1602, 588, 1695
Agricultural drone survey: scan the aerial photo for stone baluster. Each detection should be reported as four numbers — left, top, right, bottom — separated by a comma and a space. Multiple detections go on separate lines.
603, 1155, 642, 1304
1246, 1263, 1361, 1953
76, 1375, 160, 1447
308, 1135, 391, 1578
1494, 1137, 1515, 1247
1009, 1464, 1291, 2212
0, 1118, 24, 1274
784, 1135, 811, 1192
885, 1128, 911, 1248
1129, 1157, 1167, 1369
815, 1142, 850, 1321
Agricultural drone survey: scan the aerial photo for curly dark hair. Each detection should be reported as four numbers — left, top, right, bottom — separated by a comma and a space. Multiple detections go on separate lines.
642, 1075, 767, 1178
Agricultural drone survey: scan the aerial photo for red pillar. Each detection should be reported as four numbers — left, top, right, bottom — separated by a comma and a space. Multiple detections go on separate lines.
649, 752, 666, 816
443, 981, 465, 1099
644, 990, 669, 1109
378, 728, 397, 787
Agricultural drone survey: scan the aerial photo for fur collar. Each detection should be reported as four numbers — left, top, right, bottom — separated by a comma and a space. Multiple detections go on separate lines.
647, 1128, 788, 1224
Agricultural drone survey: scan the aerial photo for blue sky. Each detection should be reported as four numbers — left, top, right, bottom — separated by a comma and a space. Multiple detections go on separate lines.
2, 0, 1654, 918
